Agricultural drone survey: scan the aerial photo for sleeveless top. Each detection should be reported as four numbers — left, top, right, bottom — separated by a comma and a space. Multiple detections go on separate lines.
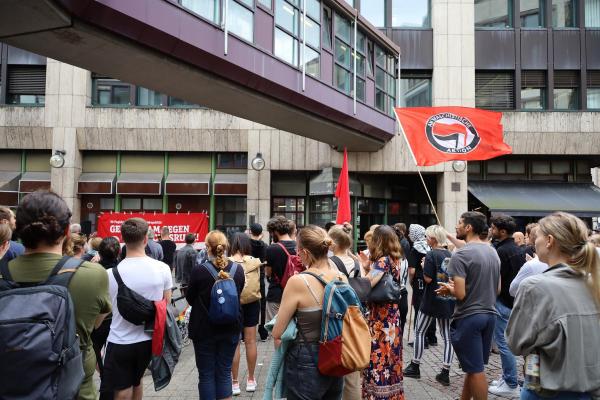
294, 274, 323, 343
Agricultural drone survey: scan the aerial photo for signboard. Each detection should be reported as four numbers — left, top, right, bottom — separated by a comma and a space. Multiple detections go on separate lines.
97, 212, 208, 244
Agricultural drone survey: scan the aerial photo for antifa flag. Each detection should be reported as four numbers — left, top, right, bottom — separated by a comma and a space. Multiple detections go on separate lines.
394, 106, 512, 166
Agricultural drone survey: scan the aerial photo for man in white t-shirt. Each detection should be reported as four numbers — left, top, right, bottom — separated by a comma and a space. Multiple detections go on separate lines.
101, 217, 172, 400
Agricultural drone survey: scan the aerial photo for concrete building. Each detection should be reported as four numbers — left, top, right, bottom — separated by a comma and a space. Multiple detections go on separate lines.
1, 0, 600, 242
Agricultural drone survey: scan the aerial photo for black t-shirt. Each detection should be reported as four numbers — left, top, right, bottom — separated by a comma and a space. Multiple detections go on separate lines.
265, 240, 297, 303
408, 248, 427, 288
420, 248, 455, 319
159, 240, 177, 268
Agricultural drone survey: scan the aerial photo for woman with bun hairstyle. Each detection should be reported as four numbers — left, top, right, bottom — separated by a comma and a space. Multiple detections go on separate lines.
507, 212, 600, 400
186, 230, 245, 400
360, 225, 405, 400
273, 225, 345, 400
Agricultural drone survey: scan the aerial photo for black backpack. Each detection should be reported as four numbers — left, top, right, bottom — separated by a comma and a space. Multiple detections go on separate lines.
0, 256, 85, 399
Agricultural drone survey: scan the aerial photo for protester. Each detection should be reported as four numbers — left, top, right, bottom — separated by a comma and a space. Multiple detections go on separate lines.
70, 222, 82, 234
524, 223, 538, 257
230, 233, 262, 395
489, 215, 526, 398
159, 226, 177, 270
265, 216, 296, 323
82, 236, 102, 262
174, 233, 197, 291
289, 219, 297, 241
436, 211, 500, 400
71, 233, 88, 259
404, 225, 454, 386
393, 222, 412, 260
0, 206, 24, 262
324, 221, 336, 232
101, 218, 172, 399
513, 231, 525, 247
92, 236, 120, 395
589, 233, 600, 247
186, 230, 245, 399
146, 228, 164, 261
0, 223, 12, 261
6, 191, 111, 399
407, 224, 436, 346
509, 225, 548, 297
272, 225, 345, 400
360, 225, 404, 400
390, 224, 410, 337
328, 224, 362, 400
248, 223, 268, 341
507, 212, 600, 400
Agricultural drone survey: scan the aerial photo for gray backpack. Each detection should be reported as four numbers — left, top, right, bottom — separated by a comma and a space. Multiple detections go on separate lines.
0, 256, 85, 399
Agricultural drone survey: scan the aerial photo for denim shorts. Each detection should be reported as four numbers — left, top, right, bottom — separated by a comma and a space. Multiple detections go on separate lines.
285, 342, 344, 400
450, 313, 495, 373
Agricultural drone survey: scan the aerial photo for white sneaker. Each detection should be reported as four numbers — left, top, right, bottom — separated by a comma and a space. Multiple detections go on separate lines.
246, 379, 257, 392
232, 382, 241, 396
490, 378, 504, 387
488, 380, 519, 398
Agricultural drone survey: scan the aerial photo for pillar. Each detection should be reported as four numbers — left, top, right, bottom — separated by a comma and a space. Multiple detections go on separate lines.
247, 129, 272, 241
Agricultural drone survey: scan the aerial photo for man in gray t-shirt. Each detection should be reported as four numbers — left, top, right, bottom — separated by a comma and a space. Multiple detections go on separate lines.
436, 211, 500, 400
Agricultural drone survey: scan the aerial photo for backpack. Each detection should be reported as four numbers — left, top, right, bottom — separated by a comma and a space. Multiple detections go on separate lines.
302, 272, 371, 377
0, 256, 85, 400
235, 256, 262, 305
276, 242, 304, 289
201, 262, 240, 325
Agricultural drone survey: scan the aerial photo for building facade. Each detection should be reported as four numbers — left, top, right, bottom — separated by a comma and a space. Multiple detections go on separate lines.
1, 0, 600, 242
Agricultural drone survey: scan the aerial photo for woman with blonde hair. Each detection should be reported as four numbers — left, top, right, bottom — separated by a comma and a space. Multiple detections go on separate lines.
360, 225, 405, 400
507, 212, 600, 400
273, 225, 345, 399
404, 225, 454, 386
0, 224, 12, 260
186, 230, 246, 400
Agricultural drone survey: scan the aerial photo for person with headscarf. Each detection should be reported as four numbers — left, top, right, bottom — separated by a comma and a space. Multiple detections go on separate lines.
407, 224, 436, 346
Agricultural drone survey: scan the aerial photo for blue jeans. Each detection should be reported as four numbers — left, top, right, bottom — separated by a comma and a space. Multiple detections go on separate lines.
193, 334, 239, 399
494, 300, 518, 388
521, 388, 591, 400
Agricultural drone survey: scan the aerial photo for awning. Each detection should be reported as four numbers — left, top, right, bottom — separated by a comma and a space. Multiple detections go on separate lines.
77, 172, 115, 194
309, 167, 362, 196
116, 173, 163, 195
214, 173, 247, 195
469, 182, 600, 217
19, 172, 51, 193
165, 173, 210, 195
0, 171, 20, 207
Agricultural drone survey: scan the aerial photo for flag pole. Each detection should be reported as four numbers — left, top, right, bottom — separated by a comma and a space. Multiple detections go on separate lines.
395, 116, 442, 226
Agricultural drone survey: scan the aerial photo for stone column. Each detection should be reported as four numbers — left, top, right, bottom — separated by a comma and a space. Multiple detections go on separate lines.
246, 129, 272, 240
45, 60, 91, 222
431, 0, 474, 226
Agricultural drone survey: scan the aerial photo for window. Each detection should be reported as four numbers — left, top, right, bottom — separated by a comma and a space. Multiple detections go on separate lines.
354, 31, 367, 101
310, 197, 335, 227
92, 75, 131, 106
468, 161, 482, 175
228, 0, 254, 42
322, 6, 333, 48
475, 0, 512, 28
375, 46, 397, 115
217, 153, 248, 169
553, 70, 579, 110
272, 197, 305, 226
334, 14, 353, 95
391, 0, 430, 28
179, 0, 220, 23
531, 160, 551, 174
586, 0, 600, 27
521, 70, 546, 110
122, 198, 142, 210
216, 197, 247, 236
551, 160, 571, 174
100, 198, 115, 210
143, 198, 163, 210
400, 71, 432, 107
258, 0, 272, 8
475, 71, 515, 110
275, 28, 299, 65
552, 0, 576, 27
361, 0, 385, 27
168, 97, 200, 107
6, 65, 46, 105
520, 0, 545, 27
137, 87, 164, 107
588, 71, 600, 110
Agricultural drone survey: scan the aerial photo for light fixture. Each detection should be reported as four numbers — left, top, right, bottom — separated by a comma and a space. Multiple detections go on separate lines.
49, 150, 66, 168
251, 152, 265, 171
452, 160, 466, 173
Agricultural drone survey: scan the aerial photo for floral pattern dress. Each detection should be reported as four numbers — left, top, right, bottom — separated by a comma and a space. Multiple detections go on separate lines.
362, 256, 404, 400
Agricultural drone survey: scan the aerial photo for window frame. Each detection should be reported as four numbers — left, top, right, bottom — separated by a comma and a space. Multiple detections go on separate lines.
474, 0, 514, 29
400, 70, 432, 107
475, 70, 515, 110
390, 0, 432, 28
551, 0, 578, 28
374, 45, 397, 116
271, 196, 306, 227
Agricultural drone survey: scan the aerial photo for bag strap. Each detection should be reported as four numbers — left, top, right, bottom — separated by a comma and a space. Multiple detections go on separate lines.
301, 271, 328, 287
329, 256, 349, 277
201, 261, 219, 281
352, 259, 361, 278
46, 257, 84, 288
276, 242, 292, 257
112, 266, 125, 287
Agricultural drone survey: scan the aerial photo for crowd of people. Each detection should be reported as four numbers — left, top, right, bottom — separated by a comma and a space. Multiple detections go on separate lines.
1, 191, 600, 400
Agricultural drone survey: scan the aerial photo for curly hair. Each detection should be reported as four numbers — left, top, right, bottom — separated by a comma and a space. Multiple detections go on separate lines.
266, 216, 291, 236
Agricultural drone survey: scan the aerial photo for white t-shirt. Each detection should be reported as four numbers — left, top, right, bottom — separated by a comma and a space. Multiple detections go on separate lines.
107, 256, 172, 345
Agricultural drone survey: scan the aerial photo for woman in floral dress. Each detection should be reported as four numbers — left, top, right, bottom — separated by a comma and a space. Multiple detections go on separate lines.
359, 225, 405, 400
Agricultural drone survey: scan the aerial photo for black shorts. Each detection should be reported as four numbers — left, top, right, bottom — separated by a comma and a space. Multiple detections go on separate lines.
101, 340, 152, 391
450, 313, 496, 373
241, 301, 260, 327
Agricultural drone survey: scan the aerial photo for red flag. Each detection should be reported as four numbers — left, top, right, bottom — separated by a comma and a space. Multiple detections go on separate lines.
335, 148, 351, 224
394, 106, 512, 166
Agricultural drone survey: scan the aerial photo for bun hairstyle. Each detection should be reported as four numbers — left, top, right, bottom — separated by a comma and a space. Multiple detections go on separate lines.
369, 225, 403, 262
393, 223, 407, 240
297, 225, 332, 266
205, 230, 229, 269
16, 191, 72, 249
538, 212, 600, 306
328, 225, 352, 251
71, 233, 87, 255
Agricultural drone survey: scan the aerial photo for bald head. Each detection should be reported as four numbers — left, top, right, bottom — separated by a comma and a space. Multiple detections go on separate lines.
513, 231, 525, 246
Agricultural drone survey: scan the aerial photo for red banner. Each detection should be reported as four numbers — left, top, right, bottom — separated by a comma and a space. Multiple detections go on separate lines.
97, 213, 208, 244
394, 106, 512, 166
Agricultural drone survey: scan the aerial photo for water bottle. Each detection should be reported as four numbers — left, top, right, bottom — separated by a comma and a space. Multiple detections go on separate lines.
524, 353, 541, 391
438, 258, 456, 301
